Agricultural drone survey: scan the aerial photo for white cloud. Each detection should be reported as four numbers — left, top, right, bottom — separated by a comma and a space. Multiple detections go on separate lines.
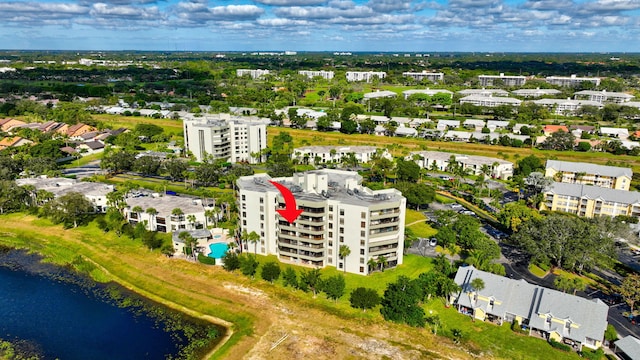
254, 0, 327, 5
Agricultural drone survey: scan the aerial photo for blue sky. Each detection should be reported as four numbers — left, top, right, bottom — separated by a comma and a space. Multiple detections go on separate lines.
1, 0, 640, 52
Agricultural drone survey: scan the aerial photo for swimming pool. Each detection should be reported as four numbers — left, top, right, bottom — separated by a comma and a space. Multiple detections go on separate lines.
208, 243, 228, 258
213, 234, 222, 239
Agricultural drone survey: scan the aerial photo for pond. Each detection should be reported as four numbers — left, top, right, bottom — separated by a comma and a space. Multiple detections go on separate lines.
0, 248, 221, 359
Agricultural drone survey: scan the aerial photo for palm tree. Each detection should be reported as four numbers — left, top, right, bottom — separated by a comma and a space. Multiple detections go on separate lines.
339, 245, 351, 273
248, 230, 260, 256
131, 205, 143, 220
367, 258, 377, 274
241, 229, 249, 253
178, 231, 197, 260
377, 255, 388, 272
204, 209, 215, 228
145, 207, 158, 231
172, 208, 184, 230
187, 214, 197, 229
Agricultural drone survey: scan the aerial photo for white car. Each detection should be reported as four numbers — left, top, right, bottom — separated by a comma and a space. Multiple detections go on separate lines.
429, 238, 438, 247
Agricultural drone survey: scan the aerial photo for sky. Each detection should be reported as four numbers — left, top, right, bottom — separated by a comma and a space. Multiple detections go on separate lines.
1, 0, 640, 52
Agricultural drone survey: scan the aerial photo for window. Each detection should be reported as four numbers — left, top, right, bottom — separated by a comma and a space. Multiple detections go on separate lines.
340, 228, 344, 234
361, 221, 366, 228
361, 212, 366, 219
340, 209, 344, 216
360, 249, 365, 255
260, 232, 264, 237
259, 197, 264, 204
242, 220, 246, 225
360, 257, 364, 264
242, 212, 246, 217
340, 236, 344, 242
329, 223, 333, 229
329, 206, 333, 212
260, 206, 264, 212
329, 214, 333, 220
360, 266, 364, 273
328, 240, 333, 246
328, 249, 333, 255
339, 263, 343, 269
360, 240, 365, 246
260, 215, 264, 220
242, 195, 246, 200
329, 231, 333, 237
328, 257, 332, 263
340, 218, 344, 225
361, 231, 366, 237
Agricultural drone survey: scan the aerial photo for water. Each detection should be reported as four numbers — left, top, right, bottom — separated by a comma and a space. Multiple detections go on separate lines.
0, 249, 214, 360
208, 243, 228, 259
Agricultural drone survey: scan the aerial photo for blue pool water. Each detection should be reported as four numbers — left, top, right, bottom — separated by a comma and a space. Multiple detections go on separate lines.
213, 234, 222, 239
208, 243, 228, 258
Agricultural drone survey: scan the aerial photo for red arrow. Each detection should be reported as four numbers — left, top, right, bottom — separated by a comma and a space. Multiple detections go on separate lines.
269, 180, 303, 224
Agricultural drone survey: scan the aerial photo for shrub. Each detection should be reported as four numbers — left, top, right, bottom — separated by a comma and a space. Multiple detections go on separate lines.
580, 348, 604, 360
549, 339, 572, 352
197, 253, 216, 265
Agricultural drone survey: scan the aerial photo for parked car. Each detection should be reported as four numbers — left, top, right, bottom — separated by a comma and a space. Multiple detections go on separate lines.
429, 238, 438, 247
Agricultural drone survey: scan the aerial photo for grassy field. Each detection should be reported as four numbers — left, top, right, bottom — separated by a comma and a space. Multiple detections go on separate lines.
93, 114, 184, 135
0, 213, 580, 359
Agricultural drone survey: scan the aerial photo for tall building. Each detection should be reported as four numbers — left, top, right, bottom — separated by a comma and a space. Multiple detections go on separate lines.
183, 114, 267, 163
236, 69, 270, 79
402, 71, 444, 83
237, 170, 406, 275
345, 71, 386, 82
298, 70, 334, 80
478, 73, 527, 87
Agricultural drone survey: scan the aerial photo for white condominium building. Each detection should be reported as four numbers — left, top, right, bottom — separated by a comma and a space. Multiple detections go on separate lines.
236, 69, 270, 79
408, 151, 514, 179
183, 114, 267, 163
237, 170, 406, 275
402, 71, 444, 83
545, 75, 601, 87
292, 146, 391, 165
346, 71, 387, 82
532, 98, 602, 115
16, 177, 114, 213
574, 90, 634, 104
478, 73, 527, 87
124, 194, 210, 233
298, 70, 335, 80
459, 95, 521, 108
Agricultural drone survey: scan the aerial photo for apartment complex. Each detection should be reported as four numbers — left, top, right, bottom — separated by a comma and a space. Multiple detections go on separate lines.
402, 71, 444, 83
453, 266, 608, 351
407, 151, 514, 179
545, 160, 632, 191
16, 177, 114, 213
236, 170, 406, 275
545, 75, 601, 87
292, 146, 390, 165
459, 95, 522, 108
541, 182, 640, 218
124, 194, 210, 233
574, 90, 634, 104
183, 114, 267, 163
236, 69, 270, 79
298, 70, 334, 80
345, 71, 386, 82
533, 98, 603, 115
402, 88, 453, 100
478, 73, 527, 87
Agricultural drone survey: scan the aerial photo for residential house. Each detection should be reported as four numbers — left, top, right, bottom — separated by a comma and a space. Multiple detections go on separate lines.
545, 75, 601, 87
545, 160, 632, 191
600, 127, 629, 140
543, 125, 569, 136
124, 194, 211, 233
394, 126, 418, 137
443, 130, 473, 142
408, 150, 513, 179
478, 73, 527, 87
541, 182, 640, 218
0, 136, 32, 150
453, 265, 608, 351
512, 123, 533, 135
615, 335, 640, 360
76, 140, 105, 154
462, 119, 486, 131
459, 95, 521, 108
236, 170, 406, 275
574, 90, 634, 104
511, 89, 561, 98
486, 120, 510, 132
65, 123, 95, 138
16, 177, 114, 213
437, 119, 460, 131
0, 118, 26, 132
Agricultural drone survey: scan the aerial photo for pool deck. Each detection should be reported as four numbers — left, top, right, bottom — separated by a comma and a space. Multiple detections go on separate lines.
202, 229, 230, 258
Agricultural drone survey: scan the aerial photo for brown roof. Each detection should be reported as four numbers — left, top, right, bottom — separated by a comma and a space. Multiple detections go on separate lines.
543, 125, 569, 133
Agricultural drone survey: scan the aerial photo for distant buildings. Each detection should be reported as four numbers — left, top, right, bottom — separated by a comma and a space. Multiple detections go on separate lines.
478, 73, 527, 87
345, 71, 387, 83
545, 75, 601, 87
574, 90, 634, 104
402, 71, 444, 83
237, 170, 406, 275
402, 89, 453, 100
183, 114, 268, 164
291, 146, 390, 165
236, 69, 270, 79
459, 95, 521, 108
541, 182, 640, 219
298, 70, 334, 80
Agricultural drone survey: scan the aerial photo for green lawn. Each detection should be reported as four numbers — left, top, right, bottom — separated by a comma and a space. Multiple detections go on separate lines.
405, 209, 438, 238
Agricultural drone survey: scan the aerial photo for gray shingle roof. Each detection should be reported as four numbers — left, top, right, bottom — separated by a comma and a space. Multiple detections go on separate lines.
616, 335, 640, 360
546, 160, 632, 179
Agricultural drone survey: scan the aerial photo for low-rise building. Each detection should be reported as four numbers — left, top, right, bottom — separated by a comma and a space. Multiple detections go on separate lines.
437, 119, 460, 131
298, 70, 334, 80
459, 95, 521, 108
16, 177, 114, 213
462, 119, 486, 131
545, 160, 632, 191
363, 90, 397, 100
511, 89, 562, 98
408, 151, 513, 179
534, 98, 603, 115
124, 194, 211, 233
236, 69, 270, 79
236, 170, 406, 275
292, 146, 389, 165
574, 90, 634, 104
458, 89, 509, 97
478, 73, 527, 87
600, 127, 629, 139
545, 75, 601, 87
402, 88, 453, 100
0, 136, 32, 150
402, 71, 444, 83
614, 335, 640, 360
345, 71, 386, 82
541, 182, 640, 218
453, 265, 608, 351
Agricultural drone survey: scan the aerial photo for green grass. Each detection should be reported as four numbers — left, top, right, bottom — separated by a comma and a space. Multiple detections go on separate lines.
404, 209, 438, 238
435, 194, 456, 204
423, 300, 581, 360
528, 264, 548, 278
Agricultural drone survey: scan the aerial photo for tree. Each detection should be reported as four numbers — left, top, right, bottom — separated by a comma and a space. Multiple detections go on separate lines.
194, 162, 220, 187
576, 141, 591, 152
367, 258, 378, 274
300, 268, 322, 297
497, 201, 543, 232
260, 261, 281, 283
321, 274, 346, 302
41, 191, 95, 228
134, 123, 164, 138
619, 273, 640, 314
164, 158, 188, 181
515, 155, 544, 177
222, 251, 240, 271
282, 267, 298, 288
339, 245, 351, 273
248, 230, 260, 256
380, 276, 425, 327
0, 181, 29, 214
101, 150, 136, 174
539, 130, 576, 151
349, 287, 381, 311
178, 231, 197, 258
239, 254, 259, 278
470, 278, 485, 293
133, 156, 162, 176
396, 158, 421, 182
377, 255, 388, 272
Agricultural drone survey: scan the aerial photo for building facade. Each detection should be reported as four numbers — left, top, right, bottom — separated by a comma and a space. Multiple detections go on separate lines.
345, 71, 387, 82
124, 194, 210, 233
478, 73, 527, 87
16, 177, 114, 213
183, 115, 267, 163
545, 160, 632, 191
541, 182, 640, 219
545, 75, 601, 87
574, 90, 634, 104
292, 146, 390, 165
237, 170, 406, 275
459, 95, 521, 108
298, 70, 334, 80
402, 71, 444, 83
408, 151, 514, 179
236, 69, 270, 79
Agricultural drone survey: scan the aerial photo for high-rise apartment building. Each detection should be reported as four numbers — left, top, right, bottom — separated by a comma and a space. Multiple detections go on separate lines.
237, 170, 406, 275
